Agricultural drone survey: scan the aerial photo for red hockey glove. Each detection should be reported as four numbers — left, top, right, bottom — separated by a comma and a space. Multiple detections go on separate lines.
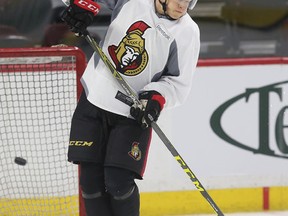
130, 91, 166, 128
61, 0, 100, 36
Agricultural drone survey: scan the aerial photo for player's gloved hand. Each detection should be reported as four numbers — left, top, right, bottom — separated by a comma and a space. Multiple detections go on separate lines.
61, 0, 100, 36
130, 91, 166, 128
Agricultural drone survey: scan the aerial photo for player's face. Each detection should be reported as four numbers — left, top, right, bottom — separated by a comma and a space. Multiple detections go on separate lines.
166, 0, 191, 19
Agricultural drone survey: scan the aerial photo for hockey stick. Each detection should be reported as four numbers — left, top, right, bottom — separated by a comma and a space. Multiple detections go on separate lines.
84, 32, 224, 216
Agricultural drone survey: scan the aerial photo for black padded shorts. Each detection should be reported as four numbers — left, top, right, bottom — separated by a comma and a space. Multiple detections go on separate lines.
68, 92, 152, 179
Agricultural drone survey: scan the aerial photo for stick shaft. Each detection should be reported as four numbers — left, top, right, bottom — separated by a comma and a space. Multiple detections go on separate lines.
84, 33, 140, 105
151, 122, 224, 215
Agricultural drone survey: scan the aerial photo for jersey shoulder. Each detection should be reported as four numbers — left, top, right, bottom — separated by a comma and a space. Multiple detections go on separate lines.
180, 14, 200, 37
172, 14, 200, 48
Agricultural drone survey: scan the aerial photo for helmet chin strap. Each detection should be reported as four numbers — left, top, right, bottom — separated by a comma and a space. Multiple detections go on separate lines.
156, 0, 176, 20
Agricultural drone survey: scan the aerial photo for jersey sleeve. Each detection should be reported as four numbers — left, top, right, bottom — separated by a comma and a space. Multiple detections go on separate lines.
96, 0, 128, 11
142, 19, 200, 109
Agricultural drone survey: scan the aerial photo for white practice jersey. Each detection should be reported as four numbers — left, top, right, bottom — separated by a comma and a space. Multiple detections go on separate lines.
81, 0, 200, 117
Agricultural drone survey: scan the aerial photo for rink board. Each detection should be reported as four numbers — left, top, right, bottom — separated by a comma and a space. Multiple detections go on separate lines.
140, 186, 288, 215
1, 186, 287, 215
137, 57, 288, 215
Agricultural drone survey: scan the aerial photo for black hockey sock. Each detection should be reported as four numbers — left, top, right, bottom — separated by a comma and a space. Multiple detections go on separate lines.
110, 184, 140, 216
83, 192, 112, 216
80, 163, 113, 216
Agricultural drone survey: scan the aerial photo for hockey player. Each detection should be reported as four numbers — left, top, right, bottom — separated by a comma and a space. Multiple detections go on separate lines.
61, 0, 200, 215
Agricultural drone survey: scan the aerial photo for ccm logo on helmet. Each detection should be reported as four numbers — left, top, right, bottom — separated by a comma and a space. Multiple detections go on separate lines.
74, 0, 100, 15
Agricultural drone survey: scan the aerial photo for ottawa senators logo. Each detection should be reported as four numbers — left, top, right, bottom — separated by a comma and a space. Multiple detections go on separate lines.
108, 21, 150, 76
128, 142, 142, 161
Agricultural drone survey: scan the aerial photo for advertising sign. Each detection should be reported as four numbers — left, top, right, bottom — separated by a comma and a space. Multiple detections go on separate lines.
139, 58, 288, 192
